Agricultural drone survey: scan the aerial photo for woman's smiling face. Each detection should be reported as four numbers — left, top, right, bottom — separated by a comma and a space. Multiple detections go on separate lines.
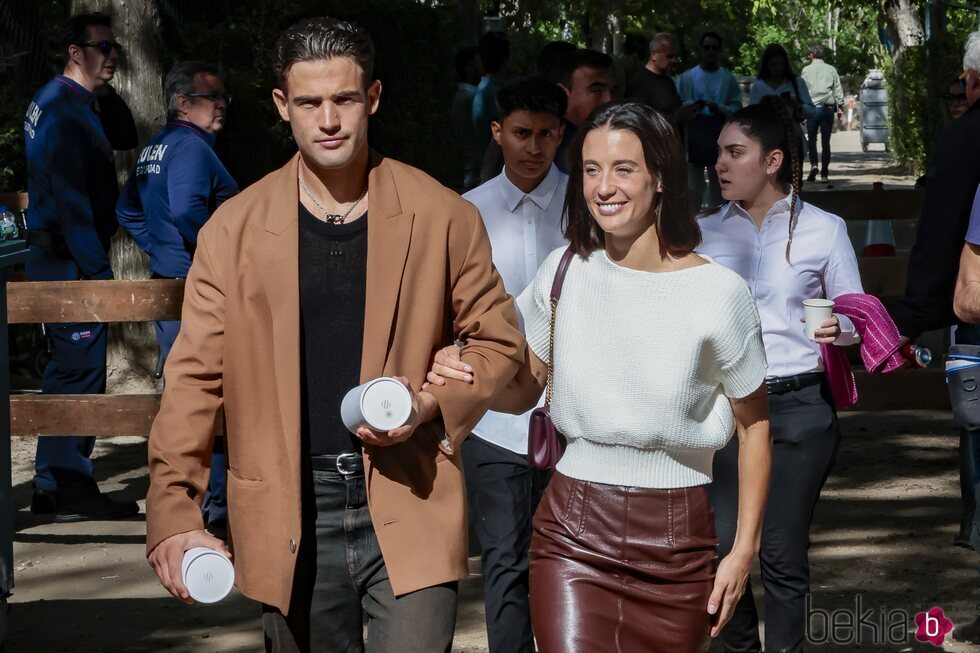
581, 126, 661, 240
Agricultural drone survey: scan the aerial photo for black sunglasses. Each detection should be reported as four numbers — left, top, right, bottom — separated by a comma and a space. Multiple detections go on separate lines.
185, 92, 232, 105
944, 92, 968, 103
701, 43, 720, 51
76, 40, 123, 55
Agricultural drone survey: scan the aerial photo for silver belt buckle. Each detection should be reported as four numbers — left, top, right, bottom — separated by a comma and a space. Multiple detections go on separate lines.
335, 452, 360, 476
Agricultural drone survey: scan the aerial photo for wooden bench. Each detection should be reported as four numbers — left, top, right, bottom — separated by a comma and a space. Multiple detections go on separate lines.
803, 188, 950, 411
7, 279, 185, 436
803, 187, 922, 299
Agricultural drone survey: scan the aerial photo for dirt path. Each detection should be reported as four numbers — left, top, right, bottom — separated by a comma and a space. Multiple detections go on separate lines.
5, 409, 978, 652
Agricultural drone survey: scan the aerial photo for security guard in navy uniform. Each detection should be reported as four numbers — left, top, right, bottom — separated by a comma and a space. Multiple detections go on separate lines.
117, 61, 238, 538
24, 12, 138, 522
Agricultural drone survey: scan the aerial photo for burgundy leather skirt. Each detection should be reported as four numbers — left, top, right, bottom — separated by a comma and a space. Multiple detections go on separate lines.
529, 471, 718, 653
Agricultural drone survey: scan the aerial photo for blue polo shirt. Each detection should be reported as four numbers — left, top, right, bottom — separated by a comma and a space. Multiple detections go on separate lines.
24, 75, 119, 281
116, 120, 238, 278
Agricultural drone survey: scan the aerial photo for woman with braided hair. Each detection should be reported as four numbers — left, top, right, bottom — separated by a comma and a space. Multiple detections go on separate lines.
697, 96, 864, 652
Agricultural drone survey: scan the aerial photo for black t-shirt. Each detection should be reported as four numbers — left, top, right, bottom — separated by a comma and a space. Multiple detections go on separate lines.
625, 67, 682, 119
298, 203, 368, 455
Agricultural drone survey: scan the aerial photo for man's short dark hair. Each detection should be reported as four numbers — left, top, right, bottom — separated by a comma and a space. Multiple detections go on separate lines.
700, 31, 723, 47
809, 44, 825, 59
495, 76, 568, 122
454, 46, 479, 81
273, 17, 375, 90
164, 61, 222, 120
554, 49, 613, 89
61, 12, 111, 52
537, 41, 576, 81
478, 31, 510, 75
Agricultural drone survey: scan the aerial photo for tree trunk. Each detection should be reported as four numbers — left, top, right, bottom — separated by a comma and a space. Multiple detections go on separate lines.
828, 6, 840, 56
584, 0, 623, 53
604, 0, 623, 56
880, 0, 925, 60
72, 0, 164, 394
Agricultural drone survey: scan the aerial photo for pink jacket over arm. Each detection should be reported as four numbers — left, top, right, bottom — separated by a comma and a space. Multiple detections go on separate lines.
821, 293, 906, 408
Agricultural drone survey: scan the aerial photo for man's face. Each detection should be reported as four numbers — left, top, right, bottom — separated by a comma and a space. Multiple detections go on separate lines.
965, 70, 980, 108
491, 110, 563, 189
562, 66, 614, 127
272, 57, 381, 172
178, 73, 228, 134
945, 79, 969, 120
700, 37, 721, 67
650, 38, 679, 75
71, 25, 120, 86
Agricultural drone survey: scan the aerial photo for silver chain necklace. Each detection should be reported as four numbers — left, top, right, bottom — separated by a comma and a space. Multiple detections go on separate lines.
299, 177, 367, 225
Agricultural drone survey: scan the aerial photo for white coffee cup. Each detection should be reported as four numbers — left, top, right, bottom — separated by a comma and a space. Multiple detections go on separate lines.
341, 377, 413, 433
181, 547, 234, 604
803, 298, 835, 340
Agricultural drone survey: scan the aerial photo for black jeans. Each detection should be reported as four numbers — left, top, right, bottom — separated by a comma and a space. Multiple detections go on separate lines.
806, 105, 835, 175
262, 463, 458, 652
462, 436, 550, 653
708, 382, 840, 653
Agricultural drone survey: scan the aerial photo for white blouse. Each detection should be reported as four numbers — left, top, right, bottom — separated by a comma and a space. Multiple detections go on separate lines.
697, 195, 864, 378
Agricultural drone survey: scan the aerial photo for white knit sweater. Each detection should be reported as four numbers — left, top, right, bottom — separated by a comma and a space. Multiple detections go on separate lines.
516, 248, 767, 488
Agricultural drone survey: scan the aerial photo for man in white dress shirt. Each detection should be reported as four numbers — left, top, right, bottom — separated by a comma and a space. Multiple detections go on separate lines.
460, 75, 568, 653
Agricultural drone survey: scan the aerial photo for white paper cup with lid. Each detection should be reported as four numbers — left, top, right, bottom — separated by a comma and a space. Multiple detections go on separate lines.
181, 547, 235, 604
341, 377, 413, 433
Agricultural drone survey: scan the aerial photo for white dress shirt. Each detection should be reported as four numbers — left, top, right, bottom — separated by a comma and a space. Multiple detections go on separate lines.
463, 164, 568, 454
697, 194, 863, 377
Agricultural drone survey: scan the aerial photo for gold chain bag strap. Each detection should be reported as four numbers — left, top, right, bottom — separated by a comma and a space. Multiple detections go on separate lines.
527, 246, 575, 469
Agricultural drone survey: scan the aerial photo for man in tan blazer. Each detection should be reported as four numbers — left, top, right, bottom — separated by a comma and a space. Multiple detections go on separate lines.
145, 17, 525, 652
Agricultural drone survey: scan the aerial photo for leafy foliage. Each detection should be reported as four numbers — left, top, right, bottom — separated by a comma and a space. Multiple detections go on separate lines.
883, 45, 928, 173
0, 93, 27, 191
0, 0, 971, 185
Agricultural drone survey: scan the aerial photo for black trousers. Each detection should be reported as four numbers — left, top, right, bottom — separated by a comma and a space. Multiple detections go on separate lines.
462, 436, 550, 653
708, 382, 840, 653
261, 464, 458, 652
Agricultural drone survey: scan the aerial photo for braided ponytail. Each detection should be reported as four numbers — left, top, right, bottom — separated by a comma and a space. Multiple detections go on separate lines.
767, 95, 802, 261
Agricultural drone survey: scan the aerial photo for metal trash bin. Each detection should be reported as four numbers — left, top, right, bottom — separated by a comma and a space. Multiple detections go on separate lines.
860, 70, 889, 152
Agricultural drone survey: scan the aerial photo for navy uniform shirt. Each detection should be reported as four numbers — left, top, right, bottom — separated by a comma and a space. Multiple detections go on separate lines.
24, 75, 119, 281
116, 120, 238, 278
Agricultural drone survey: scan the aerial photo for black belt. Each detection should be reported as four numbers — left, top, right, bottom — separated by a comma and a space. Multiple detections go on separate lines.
310, 453, 364, 476
765, 372, 823, 395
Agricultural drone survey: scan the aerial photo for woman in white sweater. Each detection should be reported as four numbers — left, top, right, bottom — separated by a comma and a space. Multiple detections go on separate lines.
698, 96, 863, 652
429, 102, 771, 652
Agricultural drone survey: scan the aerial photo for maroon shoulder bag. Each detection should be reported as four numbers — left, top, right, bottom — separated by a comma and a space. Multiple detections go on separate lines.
527, 246, 575, 470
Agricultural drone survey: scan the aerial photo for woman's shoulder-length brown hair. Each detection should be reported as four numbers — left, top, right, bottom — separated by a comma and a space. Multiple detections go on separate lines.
562, 101, 701, 259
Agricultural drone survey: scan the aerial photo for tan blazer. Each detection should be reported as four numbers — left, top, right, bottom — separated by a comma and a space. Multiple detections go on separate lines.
146, 152, 525, 613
